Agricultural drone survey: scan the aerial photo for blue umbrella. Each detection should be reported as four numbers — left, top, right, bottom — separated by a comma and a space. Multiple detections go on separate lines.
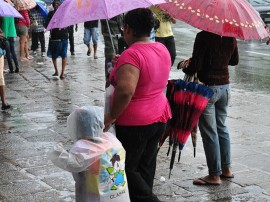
34, 0, 48, 17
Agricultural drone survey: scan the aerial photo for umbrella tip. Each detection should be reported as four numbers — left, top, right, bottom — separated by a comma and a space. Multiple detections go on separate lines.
194, 147, 196, 158
169, 169, 172, 179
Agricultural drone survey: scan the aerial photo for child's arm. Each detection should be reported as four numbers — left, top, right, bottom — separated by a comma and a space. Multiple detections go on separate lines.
48, 143, 90, 173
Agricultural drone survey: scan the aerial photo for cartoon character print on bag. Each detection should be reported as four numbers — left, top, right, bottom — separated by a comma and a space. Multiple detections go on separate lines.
106, 154, 126, 190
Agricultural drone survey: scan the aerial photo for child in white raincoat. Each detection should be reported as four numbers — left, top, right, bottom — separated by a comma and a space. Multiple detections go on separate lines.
48, 106, 130, 202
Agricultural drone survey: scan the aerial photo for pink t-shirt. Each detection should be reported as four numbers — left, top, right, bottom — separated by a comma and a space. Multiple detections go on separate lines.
109, 42, 172, 126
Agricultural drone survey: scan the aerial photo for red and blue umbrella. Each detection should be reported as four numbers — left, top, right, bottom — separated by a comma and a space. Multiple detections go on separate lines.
160, 79, 214, 178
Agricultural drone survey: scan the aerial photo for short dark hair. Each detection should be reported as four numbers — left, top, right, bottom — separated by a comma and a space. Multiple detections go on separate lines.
124, 8, 155, 38
52, 0, 61, 8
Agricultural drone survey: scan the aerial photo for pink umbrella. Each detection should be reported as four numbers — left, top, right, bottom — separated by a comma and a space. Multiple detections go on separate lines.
12, 0, 36, 11
0, 0, 23, 18
46, 0, 166, 30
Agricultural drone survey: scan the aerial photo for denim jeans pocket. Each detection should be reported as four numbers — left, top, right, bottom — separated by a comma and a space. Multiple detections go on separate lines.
226, 88, 231, 105
208, 88, 218, 105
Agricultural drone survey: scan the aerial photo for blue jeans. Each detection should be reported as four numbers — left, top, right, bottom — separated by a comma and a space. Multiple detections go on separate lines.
5, 37, 19, 71
83, 27, 99, 45
198, 84, 231, 176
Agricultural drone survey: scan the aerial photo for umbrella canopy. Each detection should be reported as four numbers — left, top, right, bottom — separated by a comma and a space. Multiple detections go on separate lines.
46, 0, 166, 30
0, 0, 23, 18
161, 79, 214, 178
13, 0, 36, 11
34, 0, 48, 17
159, 0, 269, 40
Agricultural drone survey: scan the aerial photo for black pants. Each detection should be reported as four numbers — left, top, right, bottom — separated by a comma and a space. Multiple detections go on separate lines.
116, 122, 166, 202
31, 31, 45, 52
155, 36, 176, 66
68, 27, 74, 53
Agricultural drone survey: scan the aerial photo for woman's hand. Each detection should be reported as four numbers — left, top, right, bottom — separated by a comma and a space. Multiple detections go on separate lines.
104, 113, 116, 132
112, 54, 120, 66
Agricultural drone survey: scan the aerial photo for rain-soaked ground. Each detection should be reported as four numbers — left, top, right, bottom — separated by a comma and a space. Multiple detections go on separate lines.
0, 23, 270, 201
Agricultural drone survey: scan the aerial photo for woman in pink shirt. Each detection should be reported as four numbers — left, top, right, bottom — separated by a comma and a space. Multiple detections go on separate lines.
15, 10, 32, 61
104, 8, 171, 202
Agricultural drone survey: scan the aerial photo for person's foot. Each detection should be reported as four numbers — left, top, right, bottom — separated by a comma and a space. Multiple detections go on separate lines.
27, 55, 34, 60
52, 72, 58, 76
2, 104, 11, 110
32, 51, 37, 56
221, 167, 234, 178
15, 68, 19, 73
94, 55, 98, 59
9, 69, 14, 73
193, 175, 221, 185
87, 49, 91, 56
71, 52, 75, 55
60, 75, 65, 79
41, 52, 46, 57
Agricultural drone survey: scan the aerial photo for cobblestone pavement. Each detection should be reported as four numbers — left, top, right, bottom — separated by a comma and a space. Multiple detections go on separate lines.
0, 25, 270, 202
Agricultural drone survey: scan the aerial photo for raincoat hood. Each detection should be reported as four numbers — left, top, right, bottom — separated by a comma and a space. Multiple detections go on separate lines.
67, 106, 104, 141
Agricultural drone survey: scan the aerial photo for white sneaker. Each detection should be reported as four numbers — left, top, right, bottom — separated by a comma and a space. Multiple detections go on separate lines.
32, 51, 37, 56
41, 52, 46, 57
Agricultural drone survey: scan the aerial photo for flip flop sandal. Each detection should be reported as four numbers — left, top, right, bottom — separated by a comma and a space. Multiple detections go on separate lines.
220, 174, 234, 179
193, 178, 221, 186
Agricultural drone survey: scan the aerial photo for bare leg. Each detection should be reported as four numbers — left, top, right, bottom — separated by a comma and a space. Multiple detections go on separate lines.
86, 44, 91, 56
0, 57, 10, 110
52, 58, 58, 76
19, 36, 27, 61
60, 57, 67, 79
93, 44, 98, 59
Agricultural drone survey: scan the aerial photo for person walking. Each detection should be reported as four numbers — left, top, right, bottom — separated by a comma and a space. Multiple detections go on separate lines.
151, 6, 176, 66
1, 17, 20, 73
30, 6, 47, 57
15, 9, 33, 62
67, 25, 77, 55
45, 0, 68, 79
83, 20, 98, 59
104, 8, 172, 202
181, 31, 239, 185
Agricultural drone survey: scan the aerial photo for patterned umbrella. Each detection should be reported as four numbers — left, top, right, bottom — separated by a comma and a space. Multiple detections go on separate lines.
161, 79, 214, 178
159, 0, 269, 40
0, 0, 23, 18
13, 0, 36, 11
46, 0, 166, 30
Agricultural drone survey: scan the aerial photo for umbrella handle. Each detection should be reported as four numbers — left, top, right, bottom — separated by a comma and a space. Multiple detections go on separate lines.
105, 20, 116, 55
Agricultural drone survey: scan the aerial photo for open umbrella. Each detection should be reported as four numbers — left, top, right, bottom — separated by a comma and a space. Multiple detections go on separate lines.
46, 0, 166, 30
46, 0, 166, 54
161, 79, 214, 178
159, 0, 269, 40
33, 0, 48, 17
0, 0, 23, 18
13, 0, 36, 11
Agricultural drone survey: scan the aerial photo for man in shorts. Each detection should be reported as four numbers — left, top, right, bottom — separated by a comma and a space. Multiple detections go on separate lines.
83, 20, 99, 59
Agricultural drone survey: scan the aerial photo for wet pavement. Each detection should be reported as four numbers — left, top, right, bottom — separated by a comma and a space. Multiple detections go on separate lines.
1, 24, 270, 202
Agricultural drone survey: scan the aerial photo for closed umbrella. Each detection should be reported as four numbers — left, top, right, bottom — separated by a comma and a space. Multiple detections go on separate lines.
160, 79, 214, 178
